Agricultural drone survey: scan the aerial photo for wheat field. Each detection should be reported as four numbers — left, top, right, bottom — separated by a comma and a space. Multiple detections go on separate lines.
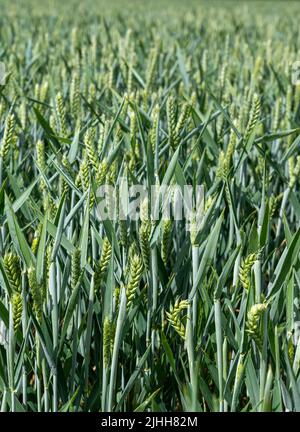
0, 0, 300, 412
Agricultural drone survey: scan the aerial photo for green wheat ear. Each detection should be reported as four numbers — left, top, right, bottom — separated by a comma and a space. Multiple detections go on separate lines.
27, 267, 43, 323
94, 237, 112, 296
100, 237, 112, 274
289, 155, 300, 189
287, 332, 294, 364
55, 91, 67, 138
71, 247, 81, 291
246, 303, 267, 350
128, 242, 138, 267
146, 45, 159, 90
19, 101, 26, 130
166, 299, 189, 340
3, 252, 22, 293
36, 140, 45, 171
126, 254, 143, 309
84, 128, 97, 171
36, 140, 46, 191
31, 224, 42, 255
114, 286, 120, 313
70, 73, 80, 119
80, 156, 90, 191
43, 193, 57, 222
139, 198, 151, 270
244, 93, 260, 143
4, 252, 23, 333
175, 102, 190, 145
119, 219, 128, 247
139, 222, 151, 270
0, 113, 15, 162
216, 150, 227, 180
96, 159, 108, 187
88, 82, 96, 104
161, 219, 172, 265
41, 81, 49, 102
103, 316, 111, 368
269, 193, 282, 218
49, 113, 56, 132
166, 95, 177, 149
150, 104, 160, 152
98, 116, 110, 153
239, 251, 260, 291
12, 292, 23, 332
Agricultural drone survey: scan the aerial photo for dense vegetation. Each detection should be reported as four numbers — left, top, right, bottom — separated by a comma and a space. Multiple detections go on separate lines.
1, 0, 300, 412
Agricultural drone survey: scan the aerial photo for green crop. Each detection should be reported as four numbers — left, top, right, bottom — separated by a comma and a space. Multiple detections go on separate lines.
0, 0, 300, 413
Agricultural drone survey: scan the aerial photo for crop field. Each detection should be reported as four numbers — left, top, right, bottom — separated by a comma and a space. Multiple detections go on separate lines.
0, 0, 300, 413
